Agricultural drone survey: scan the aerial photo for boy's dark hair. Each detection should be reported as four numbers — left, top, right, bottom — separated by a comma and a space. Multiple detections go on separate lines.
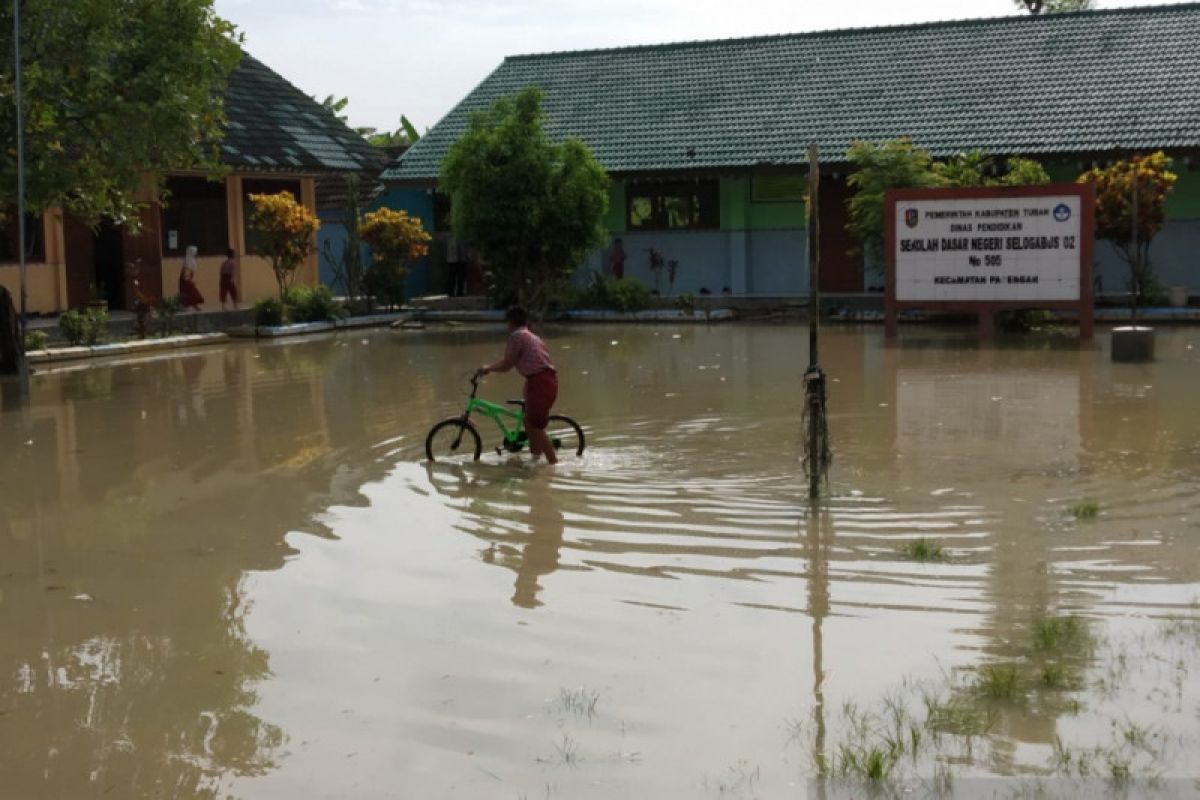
505, 306, 528, 327
226, 247, 235, 258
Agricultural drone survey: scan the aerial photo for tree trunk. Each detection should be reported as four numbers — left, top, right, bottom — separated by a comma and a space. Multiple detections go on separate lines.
0, 287, 25, 376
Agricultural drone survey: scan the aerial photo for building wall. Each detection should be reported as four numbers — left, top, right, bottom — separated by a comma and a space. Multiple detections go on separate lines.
385, 164, 1200, 300
159, 175, 318, 307
0, 212, 68, 314
369, 187, 436, 298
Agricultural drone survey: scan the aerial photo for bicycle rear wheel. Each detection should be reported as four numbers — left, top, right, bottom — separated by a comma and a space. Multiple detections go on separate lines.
546, 415, 585, 457
425, 419, 482, 462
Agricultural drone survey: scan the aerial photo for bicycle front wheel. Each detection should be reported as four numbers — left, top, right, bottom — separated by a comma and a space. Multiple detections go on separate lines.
425, 419, 482, 462
546, 415, 585, 457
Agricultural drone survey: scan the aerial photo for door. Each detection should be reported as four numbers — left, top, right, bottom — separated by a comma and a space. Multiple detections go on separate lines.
817, 177, 864, 293
64, 215, 95, 309
94, 220, 125, 309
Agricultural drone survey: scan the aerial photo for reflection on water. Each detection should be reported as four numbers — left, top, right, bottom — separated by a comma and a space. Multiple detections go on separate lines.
2, 325, 1199, 797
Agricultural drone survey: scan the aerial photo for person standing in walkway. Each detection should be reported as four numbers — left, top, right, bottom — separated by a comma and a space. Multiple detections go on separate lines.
179, 245, 205, 311
478, 306, 559, 465
219, 248, 239, 311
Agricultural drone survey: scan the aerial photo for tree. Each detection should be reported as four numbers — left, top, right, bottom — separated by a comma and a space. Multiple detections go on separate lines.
247, 191, 320, 302
318, 94, 377, 138
321, 174, 367, 307
0, 0, 242, 223
847, 141, 1050, 270
1014, 0, 1094, 13
359, 207, 431, 309
846, 139, 940, 269
368, 115, 421, 148
440, 86, 609, 312
1078, 152, 1177, 305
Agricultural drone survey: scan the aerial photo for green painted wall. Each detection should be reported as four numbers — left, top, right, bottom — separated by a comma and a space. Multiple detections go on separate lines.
605, 181, 626, 232
1165, 169, 1200, 219
719, 176, 805, 231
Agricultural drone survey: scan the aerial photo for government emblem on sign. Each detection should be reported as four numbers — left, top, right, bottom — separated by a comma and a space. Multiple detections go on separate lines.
904, 208, 918, 228
1053, 203, 1071, 222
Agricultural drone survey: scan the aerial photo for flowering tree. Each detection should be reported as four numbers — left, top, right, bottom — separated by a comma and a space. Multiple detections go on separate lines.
248, 191, 320, 302
1078, 152, 1177, 304
359, 208, 431, 308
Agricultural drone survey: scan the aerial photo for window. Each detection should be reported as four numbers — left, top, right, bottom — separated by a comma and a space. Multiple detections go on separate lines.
0, 208, 45, 263
626, 181, 720, 231
751, 175, 805, 203
243, 178, 303, 256
160, 177, 229, 256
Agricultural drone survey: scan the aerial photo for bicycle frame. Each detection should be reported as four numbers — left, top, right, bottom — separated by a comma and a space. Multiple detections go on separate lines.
460, 375, 526, 449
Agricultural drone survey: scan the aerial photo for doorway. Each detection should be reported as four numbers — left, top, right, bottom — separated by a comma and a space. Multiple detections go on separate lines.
94, 220, 125, 309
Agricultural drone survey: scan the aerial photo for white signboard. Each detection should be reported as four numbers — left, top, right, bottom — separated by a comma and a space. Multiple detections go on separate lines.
893, 195, 1082, 302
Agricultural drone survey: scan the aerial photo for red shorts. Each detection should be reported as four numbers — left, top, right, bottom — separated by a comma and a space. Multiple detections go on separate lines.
523, 370, 558, 430
220, 274, 238, 303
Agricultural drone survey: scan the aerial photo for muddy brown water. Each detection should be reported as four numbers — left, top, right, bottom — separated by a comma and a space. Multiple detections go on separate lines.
1, 325, 1198, 798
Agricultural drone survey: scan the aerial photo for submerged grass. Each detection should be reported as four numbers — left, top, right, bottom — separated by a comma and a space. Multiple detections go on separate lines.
1068, 499, 1100, 520
556, 687, 599, 720
1033, 614, 1091, 653
973, 663, 1022, 701
897, 537, 945, 562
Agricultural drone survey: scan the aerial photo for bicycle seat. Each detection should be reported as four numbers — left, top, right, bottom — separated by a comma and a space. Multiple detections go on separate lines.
506, 399, 526, 407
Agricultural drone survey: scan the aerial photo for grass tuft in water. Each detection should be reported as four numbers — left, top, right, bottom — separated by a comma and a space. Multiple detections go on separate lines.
556, 687, 599, 720
898, 537, 945, 562
973, 664, 1022, 701
1068, 499, 1100, 520
1033, 614, 1091, 653
837, 745, 898, 782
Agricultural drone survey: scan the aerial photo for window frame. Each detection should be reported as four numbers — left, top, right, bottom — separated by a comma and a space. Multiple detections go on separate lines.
160, 177, 230, 257
0, 208, 46, 263
625, 180, 721, 231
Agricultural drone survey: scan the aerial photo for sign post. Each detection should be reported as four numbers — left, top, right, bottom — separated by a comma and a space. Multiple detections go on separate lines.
885, 184, 1094, 340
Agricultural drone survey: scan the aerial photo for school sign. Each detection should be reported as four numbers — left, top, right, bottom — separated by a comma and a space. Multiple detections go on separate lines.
885, 184, 1095, 338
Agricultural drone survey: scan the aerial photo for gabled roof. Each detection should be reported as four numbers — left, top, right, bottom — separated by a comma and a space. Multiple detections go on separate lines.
220, 54, 382, 174
383, 3, 1200, 182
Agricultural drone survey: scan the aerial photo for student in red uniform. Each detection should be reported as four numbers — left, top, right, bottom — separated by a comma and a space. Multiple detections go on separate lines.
478, 306, 559, 464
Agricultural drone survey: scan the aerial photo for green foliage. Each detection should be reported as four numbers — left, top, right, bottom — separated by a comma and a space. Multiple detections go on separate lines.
286, 285, 345, 322
1032, 615, 1089, 651
1068, 499, 1100, 520
974, 664, 1022, 701
58, 308, 107, 345
846, 141, 1050, 272
441, 86, 609, 314
253, 297, 286, 327
1079, 152, 1177, 306
675, 293, 697, 315
254, 286, 345, 326
0, 0, 242, 222
23, 330, 48, 351
997, 309, 1057, 332
577, 273, 653, 312
898, 537, 944, 562
368, 114, 421, 148
846, 139, 940, 268
156, 295, 182, 335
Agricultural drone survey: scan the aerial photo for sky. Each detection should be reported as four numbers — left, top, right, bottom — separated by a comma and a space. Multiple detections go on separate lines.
212, 0, 1189, 135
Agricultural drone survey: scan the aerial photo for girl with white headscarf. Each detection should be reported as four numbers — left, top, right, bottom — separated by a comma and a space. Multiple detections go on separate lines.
179, 245, 205, 310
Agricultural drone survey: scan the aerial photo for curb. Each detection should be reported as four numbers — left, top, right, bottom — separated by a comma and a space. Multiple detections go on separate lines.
27, 333, 229, 364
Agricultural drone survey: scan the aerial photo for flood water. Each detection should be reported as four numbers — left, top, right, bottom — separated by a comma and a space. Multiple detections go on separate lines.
2, 324, 1199, 798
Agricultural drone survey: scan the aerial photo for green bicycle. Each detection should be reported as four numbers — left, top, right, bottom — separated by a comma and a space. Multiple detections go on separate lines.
425, 372, 586, 462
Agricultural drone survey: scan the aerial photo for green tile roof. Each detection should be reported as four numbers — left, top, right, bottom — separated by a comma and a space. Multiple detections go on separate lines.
383, 3, 1200, 182
221, 54, 381, 174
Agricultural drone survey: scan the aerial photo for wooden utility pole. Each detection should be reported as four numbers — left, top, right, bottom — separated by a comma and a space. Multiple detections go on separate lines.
804, 143, 831, 501
13, 0, 30, 387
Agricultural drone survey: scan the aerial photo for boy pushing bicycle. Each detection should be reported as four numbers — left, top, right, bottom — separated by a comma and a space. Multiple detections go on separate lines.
477, 306, 559, 464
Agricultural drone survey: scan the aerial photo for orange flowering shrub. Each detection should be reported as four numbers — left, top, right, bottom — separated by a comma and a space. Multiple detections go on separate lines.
359, 208, 431, 307
1079, 151, 1177, 252
248, 191, 321, 300
1078, 152, 1177, 303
